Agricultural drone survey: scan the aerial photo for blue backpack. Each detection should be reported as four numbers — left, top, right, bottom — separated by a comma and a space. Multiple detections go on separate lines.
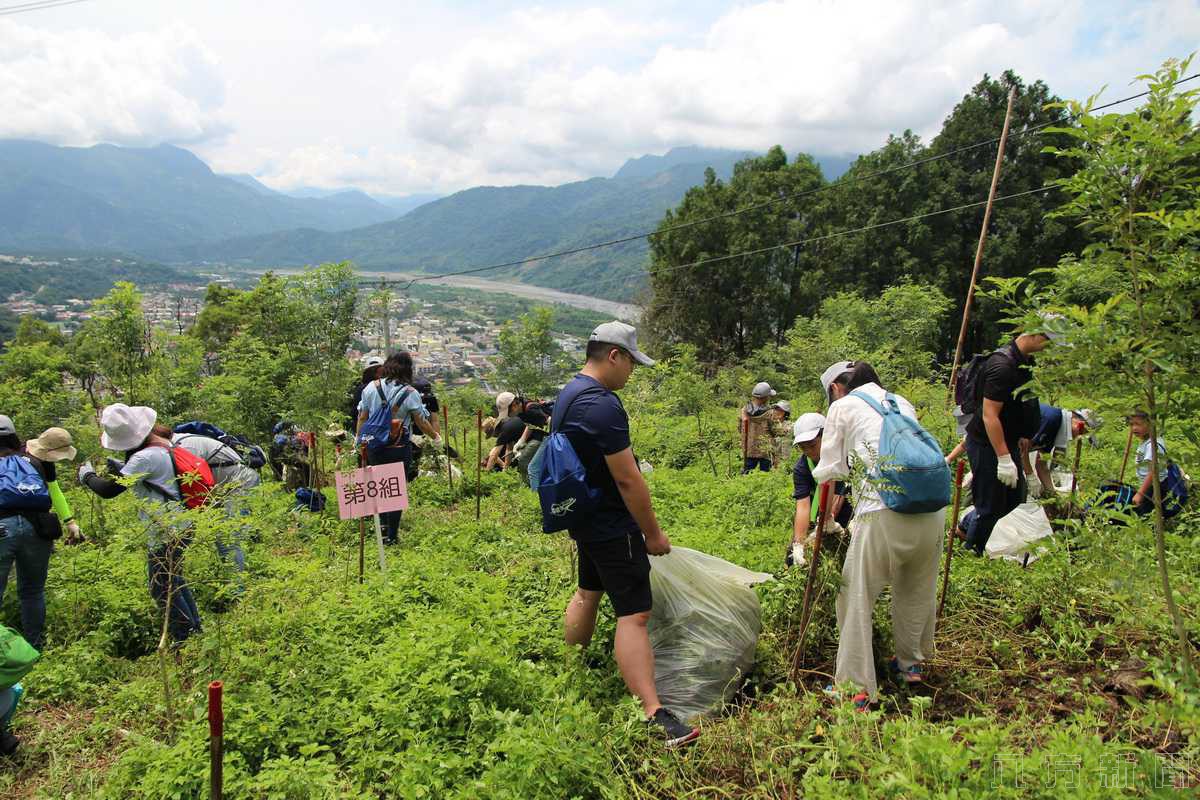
358, 381, 414, 453
849, 391, 951, 514
0, 454, 51, 513
535, 389, 602, 533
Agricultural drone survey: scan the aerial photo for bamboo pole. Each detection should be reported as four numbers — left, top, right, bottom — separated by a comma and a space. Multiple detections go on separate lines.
476, 410, 482, 521
792, 481, 832, 680
938, 460, 966, 618
947, 86, 1018, 401
1118, 426, 1135, 484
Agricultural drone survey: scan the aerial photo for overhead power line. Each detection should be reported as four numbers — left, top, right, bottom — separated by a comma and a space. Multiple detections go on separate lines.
0, 0, 95, 16
562, 184, 1057, 297
398, 72, 1197, 290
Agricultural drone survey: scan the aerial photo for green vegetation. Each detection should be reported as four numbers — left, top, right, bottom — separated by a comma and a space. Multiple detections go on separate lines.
0, 254, 198, 308
0, 60, 1197, 798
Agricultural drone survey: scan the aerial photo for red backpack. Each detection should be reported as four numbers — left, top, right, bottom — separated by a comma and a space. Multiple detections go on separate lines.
147, 444, 215, 509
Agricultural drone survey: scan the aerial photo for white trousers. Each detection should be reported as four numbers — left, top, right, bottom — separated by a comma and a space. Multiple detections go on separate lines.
834, 508, 944, 700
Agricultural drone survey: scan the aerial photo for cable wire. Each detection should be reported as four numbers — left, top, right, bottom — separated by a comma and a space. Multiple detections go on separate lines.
395, 73, 1196, 289
0, 0, 95, 16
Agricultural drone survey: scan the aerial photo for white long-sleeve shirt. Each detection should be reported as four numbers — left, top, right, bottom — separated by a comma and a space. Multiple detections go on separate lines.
812, 382, 919, 516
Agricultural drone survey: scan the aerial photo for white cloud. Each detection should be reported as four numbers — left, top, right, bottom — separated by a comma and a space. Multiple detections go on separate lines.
0, 19, 229, 147
319, 23, 390, 57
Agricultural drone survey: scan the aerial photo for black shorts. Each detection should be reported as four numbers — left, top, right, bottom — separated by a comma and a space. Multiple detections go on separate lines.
576, 531, 652, 617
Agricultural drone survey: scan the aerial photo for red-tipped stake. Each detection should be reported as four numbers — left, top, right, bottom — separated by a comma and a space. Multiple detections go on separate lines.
208, 681, 223, 800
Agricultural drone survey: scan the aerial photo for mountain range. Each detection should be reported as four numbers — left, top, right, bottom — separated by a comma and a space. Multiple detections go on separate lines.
0, 140, 855, 301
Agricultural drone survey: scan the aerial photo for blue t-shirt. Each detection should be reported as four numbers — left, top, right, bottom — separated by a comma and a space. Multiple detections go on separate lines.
1029, 403, 1065, 453
551, 374, 638, 542
356, 379, 429, 434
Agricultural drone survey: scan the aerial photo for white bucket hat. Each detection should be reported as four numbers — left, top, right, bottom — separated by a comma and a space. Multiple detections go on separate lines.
793, 412, 826, 444
100, 404, 157, 451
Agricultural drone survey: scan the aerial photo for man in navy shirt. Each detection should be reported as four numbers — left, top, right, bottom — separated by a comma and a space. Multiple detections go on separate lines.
556, 321, 699, 749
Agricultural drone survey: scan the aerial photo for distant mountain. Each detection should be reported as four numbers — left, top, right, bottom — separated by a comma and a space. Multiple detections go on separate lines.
374, 193, 443, 216
177, 150, 757, 301
0, 140, 401, 254
613, 146, 755, 180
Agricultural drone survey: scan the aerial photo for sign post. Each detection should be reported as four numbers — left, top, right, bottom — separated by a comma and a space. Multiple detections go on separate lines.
335, 462, 409, 573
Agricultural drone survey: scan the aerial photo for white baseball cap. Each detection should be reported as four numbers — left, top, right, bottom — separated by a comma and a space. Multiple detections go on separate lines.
495, 391, 517, 419
793, 412, 826, 444
820, 361, 854, 402
774, 400, 792, 415
589, 321, 655, 366
363, 355, 384, 368
751, 381, 777, 398
100, 404, 157, 451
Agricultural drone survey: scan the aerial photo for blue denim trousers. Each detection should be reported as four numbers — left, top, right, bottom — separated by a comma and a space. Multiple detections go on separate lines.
0, 514, 52, 650
147, 543, 202, 643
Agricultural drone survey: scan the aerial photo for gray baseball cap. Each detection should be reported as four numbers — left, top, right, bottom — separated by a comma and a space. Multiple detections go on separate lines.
589, 321, 655, 366
820, 361, 854, 402
751, 382, 777, 398
0, 414, 13, 436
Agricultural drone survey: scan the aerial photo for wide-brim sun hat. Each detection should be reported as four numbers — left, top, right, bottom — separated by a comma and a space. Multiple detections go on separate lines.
26, 427, 77, 462
793, 412, 826, 444
100, 404, 157, 451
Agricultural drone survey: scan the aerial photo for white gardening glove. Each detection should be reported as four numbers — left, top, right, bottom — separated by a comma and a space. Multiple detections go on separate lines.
1027, 480, 1044, 500
960, 471, 973, 490
77, 462, 96, 483
410, 434, 427, 448
791, 542, 806, 567
428, 435, 445, 452
822, 518, 844, 535
996, 454, 1019, 489
64, 520, 83, 544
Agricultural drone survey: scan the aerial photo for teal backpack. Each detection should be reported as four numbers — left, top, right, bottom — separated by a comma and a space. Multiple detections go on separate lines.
0, 625, 39, 690
850, 391, 951, 514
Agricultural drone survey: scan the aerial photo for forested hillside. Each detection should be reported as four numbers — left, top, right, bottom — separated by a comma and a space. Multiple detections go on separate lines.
0, 60, 1196, 799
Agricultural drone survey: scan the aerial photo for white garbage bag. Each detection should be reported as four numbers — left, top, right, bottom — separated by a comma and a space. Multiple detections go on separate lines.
961, 502, 1054, 564
647, 547, 773, 722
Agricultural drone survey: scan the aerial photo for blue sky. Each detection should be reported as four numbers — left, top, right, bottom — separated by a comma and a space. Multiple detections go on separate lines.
2, 0, 1197, 195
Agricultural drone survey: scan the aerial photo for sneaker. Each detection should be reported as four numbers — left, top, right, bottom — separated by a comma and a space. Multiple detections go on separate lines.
646, 708, 700, 748
823, 684, 871, 712
0, 731, 18, 757
888, 658, 924, 685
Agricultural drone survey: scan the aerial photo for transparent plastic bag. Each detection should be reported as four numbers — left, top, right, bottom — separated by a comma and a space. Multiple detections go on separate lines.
647, 547, 773, 722
960, 502, 1053, 563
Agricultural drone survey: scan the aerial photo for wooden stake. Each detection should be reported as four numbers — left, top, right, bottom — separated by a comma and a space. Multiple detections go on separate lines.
938, 460, 966, 618
357, 447, 366, 584
792, 481, 832, 680
1066, 438, 1083, 519
443, 405, 453, 498
476, 410, 482, 521
1118, 426, 1135, 484
947, 86, 1018, 401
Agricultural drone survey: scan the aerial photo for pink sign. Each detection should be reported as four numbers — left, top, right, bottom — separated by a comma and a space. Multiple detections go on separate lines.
334, 462, 409, 519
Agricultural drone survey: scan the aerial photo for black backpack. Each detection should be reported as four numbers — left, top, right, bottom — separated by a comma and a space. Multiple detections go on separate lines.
953, 352, 993, 417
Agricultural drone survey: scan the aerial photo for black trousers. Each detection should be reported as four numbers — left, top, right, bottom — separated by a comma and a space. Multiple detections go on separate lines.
964, 436, 1025, 556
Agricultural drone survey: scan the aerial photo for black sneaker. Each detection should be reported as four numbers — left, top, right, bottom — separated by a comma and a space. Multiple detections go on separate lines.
646, 708, 700, 749
0, 731, 19, 757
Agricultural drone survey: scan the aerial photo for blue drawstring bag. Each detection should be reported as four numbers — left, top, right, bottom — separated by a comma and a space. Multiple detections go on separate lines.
850, 391, 951, 514
294, 487, 326, 513
0, 455, 51, 512
535, 433, 602, 533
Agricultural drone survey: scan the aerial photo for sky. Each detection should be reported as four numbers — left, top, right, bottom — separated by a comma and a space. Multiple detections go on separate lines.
2, 0, 1198, 197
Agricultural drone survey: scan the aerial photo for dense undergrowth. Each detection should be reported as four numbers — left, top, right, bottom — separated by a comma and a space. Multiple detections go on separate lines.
1, 400, 1197, 798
